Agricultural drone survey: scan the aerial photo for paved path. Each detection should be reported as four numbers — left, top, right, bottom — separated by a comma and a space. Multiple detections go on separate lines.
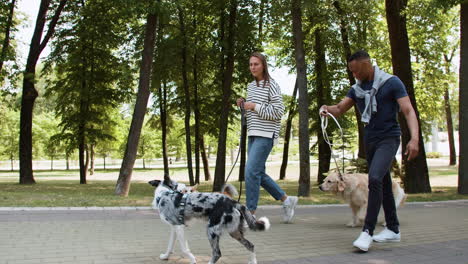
1, 200, 467, 264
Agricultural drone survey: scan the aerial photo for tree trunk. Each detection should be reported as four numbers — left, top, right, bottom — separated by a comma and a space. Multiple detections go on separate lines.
313, 25, 332, 184
66, 151, 69, 170
19, 0, 67, 184
385, 0, 431, 193
213, 0, 237, 192
459, 1, 468, 194
200, 136, 211, 181
279, 80, 298, 180
333, 0, 366, 161
178, 5, 194, 186
194, 80, 201, 184
78, 139, 87, 184
291, 0, 310, 197
0, 0, 16, 75
89, 144, 95, 175
115, 12, 158, 196
444, 86, 456, 165
193, 12, 201, 185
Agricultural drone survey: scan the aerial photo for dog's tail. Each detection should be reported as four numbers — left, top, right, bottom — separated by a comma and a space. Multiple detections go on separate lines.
236, 203, 270, 231
221, 183, 238, 199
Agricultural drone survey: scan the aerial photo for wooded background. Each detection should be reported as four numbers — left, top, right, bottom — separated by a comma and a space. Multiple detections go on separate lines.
1, 0, 467, 196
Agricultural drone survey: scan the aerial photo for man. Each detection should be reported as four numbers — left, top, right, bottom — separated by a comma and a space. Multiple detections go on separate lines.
320, 50, 419, 252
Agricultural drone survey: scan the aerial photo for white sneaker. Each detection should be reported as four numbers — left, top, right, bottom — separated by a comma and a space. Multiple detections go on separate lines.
353, 231, 373, 252
282, 196, 298, 223
373, 228, 401, 242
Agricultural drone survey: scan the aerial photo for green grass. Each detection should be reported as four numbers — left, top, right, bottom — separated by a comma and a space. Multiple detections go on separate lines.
0, 179, 466, 207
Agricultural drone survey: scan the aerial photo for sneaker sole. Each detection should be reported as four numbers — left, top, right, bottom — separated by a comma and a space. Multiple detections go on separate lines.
353, 244, 369, 252
373, 238, 400, 243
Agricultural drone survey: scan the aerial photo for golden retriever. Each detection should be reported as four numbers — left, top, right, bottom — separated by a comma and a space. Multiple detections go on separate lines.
319, 172, 406, 227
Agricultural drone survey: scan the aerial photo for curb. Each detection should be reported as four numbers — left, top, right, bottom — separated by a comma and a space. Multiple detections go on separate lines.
0, 199, 466, 211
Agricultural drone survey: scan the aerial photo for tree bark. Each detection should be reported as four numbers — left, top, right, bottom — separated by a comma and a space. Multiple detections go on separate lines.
459, 1, 468, 194
333, 0, 366, 161
0, 0, 16, 75
213, 0, 237, 192
444, 53, 456, 166
192, 9, 201, 185
89, 144, 95, 175
385, 0, 431, 193
177, 5, 194, 186
314, 26, 332, 185
19, 0, 67, 184
444, 86, 456, 165
279, 80, 298, 180
115, 12, 158, 196
291, 0, 310, 197
200, 136, 211, 181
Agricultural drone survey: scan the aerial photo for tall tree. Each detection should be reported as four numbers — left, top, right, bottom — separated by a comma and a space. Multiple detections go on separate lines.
333, 0, 366, 161
385, 0, 431, 193
45, 0, 133, 184
115, 9, 158, 196
460, 1, 468, 194
279, 80, 298, 180
177, 4, 194, 186
444, 53, 457, 166
313, 22, 332, 184
19, 0, 67, 184
291, 0, 310, 196
213, 0, 238, 192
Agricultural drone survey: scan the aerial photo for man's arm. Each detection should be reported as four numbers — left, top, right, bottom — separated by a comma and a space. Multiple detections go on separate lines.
397, 96, 419, 161
320, 97, 355, 118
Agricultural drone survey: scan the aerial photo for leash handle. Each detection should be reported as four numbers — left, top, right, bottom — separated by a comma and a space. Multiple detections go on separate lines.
320, 110, 345, 176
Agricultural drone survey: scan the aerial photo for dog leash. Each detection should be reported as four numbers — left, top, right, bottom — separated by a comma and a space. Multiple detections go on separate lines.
320, 109, 345, 178
225, 100, 246, 202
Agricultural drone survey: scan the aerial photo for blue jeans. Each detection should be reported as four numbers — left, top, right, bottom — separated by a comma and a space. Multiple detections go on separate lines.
363, 137, 401, 235
245, 136, 285, 211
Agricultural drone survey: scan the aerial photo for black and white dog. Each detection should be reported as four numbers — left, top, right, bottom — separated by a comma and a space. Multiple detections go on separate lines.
149, 179, 270, 264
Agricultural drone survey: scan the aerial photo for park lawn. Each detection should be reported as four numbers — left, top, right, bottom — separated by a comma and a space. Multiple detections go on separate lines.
0, 179, 467, 207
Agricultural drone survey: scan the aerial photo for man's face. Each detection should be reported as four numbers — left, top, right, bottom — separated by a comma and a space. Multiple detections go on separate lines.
348, 59, 371, 81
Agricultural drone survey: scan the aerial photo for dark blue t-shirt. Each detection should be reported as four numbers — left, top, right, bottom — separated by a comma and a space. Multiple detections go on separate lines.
346, 76, 408, 143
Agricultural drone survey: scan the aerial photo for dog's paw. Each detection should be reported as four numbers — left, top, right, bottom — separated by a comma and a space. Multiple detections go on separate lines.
346, 221, 356, 227
159, 253, 170, 260
248, 260, 257, 264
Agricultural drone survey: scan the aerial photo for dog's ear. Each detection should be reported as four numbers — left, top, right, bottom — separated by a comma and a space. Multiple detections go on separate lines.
338, 181, 346, 192
148, 180, 161, 187
191, 184, 198, 191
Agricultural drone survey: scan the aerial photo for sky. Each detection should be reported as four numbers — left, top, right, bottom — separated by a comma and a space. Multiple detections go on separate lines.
15, 0, 296, 96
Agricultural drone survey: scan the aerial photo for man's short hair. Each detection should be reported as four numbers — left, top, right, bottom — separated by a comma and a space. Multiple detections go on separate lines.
348, 50, 370, 63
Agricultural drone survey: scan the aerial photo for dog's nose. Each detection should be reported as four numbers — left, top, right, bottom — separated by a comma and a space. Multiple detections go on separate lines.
318, 185, 323, 191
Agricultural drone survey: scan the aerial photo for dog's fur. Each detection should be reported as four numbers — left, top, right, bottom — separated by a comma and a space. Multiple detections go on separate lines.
149, 179, 270, 264
319, 172, 406, 227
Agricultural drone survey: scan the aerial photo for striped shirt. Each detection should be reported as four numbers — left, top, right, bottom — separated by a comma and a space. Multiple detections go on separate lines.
246, 79, 284, 145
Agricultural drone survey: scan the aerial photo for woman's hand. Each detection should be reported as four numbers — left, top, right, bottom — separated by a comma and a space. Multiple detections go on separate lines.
236, 97, 245, 107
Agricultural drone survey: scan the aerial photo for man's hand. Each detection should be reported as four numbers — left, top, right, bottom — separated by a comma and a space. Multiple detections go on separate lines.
319, 105, 328, 116
405, 138, 419, 161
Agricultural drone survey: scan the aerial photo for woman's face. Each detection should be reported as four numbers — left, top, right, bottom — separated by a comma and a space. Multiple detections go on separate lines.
249, 56, 264, 80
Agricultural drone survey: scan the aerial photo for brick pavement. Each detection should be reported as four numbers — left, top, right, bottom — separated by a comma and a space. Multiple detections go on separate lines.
0, 200, 467, 264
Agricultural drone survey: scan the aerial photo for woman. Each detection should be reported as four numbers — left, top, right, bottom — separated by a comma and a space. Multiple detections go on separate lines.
236, 52, 298, 223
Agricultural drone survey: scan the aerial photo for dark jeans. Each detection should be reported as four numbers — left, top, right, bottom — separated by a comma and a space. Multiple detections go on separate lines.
363, 137, 400, 235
